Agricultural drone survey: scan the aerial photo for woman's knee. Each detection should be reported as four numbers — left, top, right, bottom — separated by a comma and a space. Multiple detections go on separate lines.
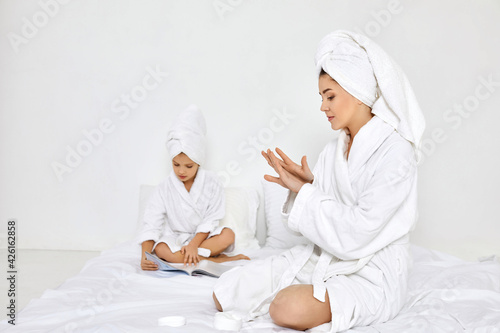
269, 285, 331, 330
269, 286, 305, 329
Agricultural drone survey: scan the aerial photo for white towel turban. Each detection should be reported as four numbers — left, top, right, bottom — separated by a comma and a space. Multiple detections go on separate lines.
315, 30, 426, 159
166, 104, 207, 165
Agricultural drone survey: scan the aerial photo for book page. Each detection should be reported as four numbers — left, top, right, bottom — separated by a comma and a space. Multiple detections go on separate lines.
193, 260, 234, 277
145, 252, 235, 277
145, 252, 192, 274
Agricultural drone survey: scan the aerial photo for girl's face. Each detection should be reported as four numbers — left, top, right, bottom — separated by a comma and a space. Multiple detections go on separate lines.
172, 153, 199, 183
318, 74, 364, 132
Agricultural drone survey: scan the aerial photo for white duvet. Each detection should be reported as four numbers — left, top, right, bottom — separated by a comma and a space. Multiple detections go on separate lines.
1, 242, 499, 332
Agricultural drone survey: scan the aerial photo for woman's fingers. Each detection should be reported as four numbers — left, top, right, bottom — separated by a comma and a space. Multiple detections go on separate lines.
266, 149, 286, 166
268, 150, 278, 169
275, 148, 304, 176
263, 148, 298, 190
264, 174, 281, 184
271, 152, 293, 186
276, 148, 301, 172
264, 174, 288, 189
301, 155, 314, 182
262, 150, 280, 172
268, 151, 280, 175
268, 151, 294, 187
301, 155, 311, 172
275, 147, 294, 166
261, 150, 272, 166
301, 155, 308, 168
263, 149, 288, 174
270, 151, 286, 176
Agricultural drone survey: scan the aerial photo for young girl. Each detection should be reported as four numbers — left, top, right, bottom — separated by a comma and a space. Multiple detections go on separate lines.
213, 31, 425, 332
138, 105, 249, 270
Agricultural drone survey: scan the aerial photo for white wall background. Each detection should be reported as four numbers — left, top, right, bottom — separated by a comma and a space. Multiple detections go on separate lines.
0, 0, 499, 260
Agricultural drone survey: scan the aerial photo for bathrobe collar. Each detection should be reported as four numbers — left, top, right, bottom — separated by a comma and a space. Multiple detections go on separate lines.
346, 115, 395, 179
170, 168, 206, 208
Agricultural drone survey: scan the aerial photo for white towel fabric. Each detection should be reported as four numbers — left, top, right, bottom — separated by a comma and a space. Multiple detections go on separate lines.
315, 30, 426, 160
166, 104, 207, 165
214, 116, 417, 332
136, 168, 232, 255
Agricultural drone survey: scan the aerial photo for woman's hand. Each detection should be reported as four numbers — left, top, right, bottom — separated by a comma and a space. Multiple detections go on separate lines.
261, 148, 310, 193
141, 256, 158, 271
181, 244, 200, 266
266, 148, 314, 184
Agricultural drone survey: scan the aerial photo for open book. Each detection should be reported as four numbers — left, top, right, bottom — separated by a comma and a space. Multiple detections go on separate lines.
145, 251, 234, 278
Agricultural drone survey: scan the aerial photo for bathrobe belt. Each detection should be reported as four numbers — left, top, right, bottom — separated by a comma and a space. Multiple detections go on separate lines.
312, 251, 334, 302
311, 234, 411, 302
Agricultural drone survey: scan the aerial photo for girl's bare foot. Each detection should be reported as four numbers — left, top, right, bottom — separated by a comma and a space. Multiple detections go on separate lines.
207, 253, 250, 263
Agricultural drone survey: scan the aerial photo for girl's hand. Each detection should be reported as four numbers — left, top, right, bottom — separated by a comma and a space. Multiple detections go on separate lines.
141, 256, 158, 271
262, 148, 313, 185
181, 244, 200, 266
262, 149, 308, 193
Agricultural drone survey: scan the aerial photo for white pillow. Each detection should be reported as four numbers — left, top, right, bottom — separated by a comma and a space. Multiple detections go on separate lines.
136, 184, 156, 233
137, 185, 260, 251
262, 180, 308, 249
219, 187, 260, 252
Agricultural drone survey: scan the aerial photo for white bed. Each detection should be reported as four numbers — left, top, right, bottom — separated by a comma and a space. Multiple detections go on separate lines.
2, 183, 499, 333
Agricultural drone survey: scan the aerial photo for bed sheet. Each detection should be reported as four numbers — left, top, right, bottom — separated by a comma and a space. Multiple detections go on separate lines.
0, 242, 499, 332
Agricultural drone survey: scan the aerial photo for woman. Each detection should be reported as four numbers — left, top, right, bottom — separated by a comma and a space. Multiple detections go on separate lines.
213, 30, 425, 332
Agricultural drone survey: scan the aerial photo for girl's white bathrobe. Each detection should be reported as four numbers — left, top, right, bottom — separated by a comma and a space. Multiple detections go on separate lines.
214, 115, 418, 332
137, 168, 230, 256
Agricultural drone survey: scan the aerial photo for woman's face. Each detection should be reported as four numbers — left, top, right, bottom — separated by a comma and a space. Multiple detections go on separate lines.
172, 153, 199, 183
318, 74, 363, 132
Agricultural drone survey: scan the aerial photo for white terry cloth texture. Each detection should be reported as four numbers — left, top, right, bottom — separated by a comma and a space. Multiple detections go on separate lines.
139, 104, 235, 256
214, 116, 417, 331
2, 242, 499, 332
213, 30, 425, 332
166, 104, 207, 165
137, 185, 261, 253
136, 168, 233, 255
315, 30, 426, 160
262, 180, 309, 249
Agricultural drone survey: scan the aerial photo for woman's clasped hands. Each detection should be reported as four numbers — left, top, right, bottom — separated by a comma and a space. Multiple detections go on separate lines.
261, 148, 314, 193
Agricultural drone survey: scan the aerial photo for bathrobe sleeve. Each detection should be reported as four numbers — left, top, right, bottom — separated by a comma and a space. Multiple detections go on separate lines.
195, 175, 226, 234
136, 182, 175, 244
284, 141, 417, 260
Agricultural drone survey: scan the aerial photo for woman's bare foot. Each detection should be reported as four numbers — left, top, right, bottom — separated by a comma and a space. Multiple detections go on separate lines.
207, 253, 250, 263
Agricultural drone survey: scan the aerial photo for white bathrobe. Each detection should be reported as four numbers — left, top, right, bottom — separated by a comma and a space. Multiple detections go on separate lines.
137, 168, 230, 256
214, 116, 418, 332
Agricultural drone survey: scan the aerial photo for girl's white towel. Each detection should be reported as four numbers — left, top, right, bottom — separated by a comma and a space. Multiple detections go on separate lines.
166, 104, 207, 165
